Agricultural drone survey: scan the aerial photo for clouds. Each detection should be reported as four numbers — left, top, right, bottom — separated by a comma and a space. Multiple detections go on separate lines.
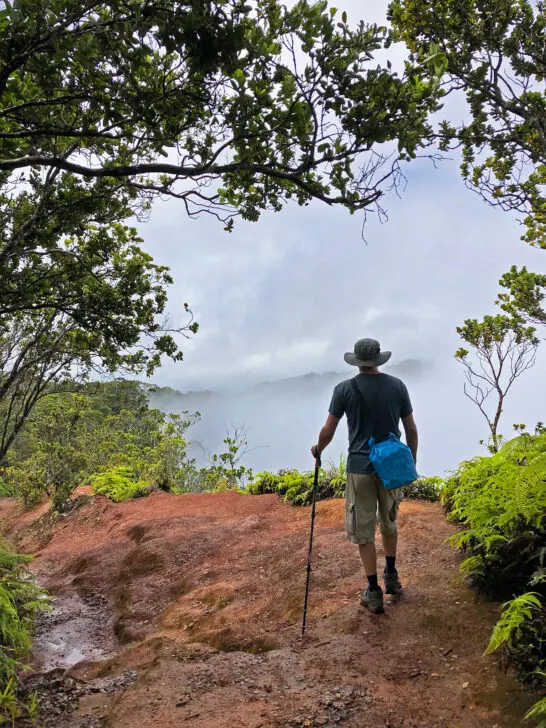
142, 152, 544, 387
132, 3, 546, 474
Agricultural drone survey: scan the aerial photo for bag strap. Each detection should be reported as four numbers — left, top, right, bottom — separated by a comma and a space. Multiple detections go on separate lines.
350, 377, 380, 439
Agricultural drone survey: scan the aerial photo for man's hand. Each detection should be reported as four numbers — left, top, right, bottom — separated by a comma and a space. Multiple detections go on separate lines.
310, 445, 321, 466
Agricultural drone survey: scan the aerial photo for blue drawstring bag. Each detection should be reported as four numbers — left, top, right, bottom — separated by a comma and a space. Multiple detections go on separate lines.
350, 378, 418, 490
369, 433, 418, 490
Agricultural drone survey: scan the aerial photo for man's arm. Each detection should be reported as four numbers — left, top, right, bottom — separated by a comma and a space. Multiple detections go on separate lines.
402, 413, 418, 465
311, 413, 340, 461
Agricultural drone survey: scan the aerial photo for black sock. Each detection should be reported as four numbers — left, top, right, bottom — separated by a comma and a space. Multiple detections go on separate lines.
367, 574, 379, 591
385, 556, 397, 574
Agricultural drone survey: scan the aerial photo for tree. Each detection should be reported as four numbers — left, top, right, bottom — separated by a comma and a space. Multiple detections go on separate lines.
7, 393, 97, 510
5, 383, 183, 508
496, 265, 546, 327
147, 412, 201, 492
0, 0, 445, 456
0, 0, 442, 226
455, 315, 539, 452
199, 425, 254, 489
0, 203, 196, 463
389, 0, 546, 248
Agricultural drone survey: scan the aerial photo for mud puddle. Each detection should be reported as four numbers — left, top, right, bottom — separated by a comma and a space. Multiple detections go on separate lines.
32, 593, 116, 671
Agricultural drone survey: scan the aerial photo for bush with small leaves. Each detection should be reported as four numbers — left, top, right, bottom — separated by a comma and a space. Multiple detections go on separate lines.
403, 476, 443, 502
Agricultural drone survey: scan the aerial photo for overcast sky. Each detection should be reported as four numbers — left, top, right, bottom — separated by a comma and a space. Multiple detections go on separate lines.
135, 1, 546, 476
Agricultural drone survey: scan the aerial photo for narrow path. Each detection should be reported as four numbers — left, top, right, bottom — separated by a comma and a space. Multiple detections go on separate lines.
1, 493, 536, 728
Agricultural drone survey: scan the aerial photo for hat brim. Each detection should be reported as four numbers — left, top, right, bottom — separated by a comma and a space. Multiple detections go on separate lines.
344, 351, 392, 367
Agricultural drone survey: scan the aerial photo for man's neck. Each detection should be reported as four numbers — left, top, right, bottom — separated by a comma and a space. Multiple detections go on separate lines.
358, 366, 380, 374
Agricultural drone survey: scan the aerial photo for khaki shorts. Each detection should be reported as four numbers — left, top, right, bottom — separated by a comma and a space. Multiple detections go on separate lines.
345, 472, 403, 545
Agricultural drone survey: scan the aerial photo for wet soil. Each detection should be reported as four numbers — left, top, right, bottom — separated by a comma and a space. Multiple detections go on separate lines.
32, 593, 115, 672
0, 492, 537, 728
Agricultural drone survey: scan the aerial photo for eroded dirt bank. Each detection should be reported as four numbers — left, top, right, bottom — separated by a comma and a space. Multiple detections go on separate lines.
0, 492, 536, 728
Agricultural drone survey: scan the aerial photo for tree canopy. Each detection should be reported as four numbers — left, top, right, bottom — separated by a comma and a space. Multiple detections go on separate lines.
389, 0, 546, 247
0, 170, 196, 461
0, 0, 442, 225
0, 0, 448, 461
497, 265, 546, 327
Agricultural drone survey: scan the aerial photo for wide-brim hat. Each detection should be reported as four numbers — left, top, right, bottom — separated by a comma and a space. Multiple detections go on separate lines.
344, 338, 391, 367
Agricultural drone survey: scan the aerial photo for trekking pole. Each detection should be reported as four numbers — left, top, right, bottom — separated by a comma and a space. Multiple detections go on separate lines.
301, 453, 320, 637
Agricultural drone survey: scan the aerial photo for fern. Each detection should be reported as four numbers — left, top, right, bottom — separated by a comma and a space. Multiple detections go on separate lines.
443, 432, 546, 596
485, 592, 542, 655
445, 432, 546, 699
0, 678, 18, 727
525, 695, 546, 727
0, 543, 49, 726
89, 466, 150, 502
0, 477, 17, 498
403, 476, 443, 502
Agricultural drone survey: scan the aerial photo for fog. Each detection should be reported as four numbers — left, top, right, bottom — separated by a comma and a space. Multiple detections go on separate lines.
135, 7, 545, 479
148, 351, 546, 478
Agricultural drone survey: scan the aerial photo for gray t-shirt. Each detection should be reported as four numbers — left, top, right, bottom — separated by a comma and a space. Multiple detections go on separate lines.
329, 373, 413, 474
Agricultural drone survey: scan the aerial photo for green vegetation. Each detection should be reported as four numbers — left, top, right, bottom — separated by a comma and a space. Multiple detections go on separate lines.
402, 476, 443, 502
248, 455, 346, 505
0, 542, 48, 725
0, 478, 17, 498
443, 429, 546, 704
249, 469, 326, 505
2, 380, 255, 511
497, 267, 546, 329
390, 0, 546, 249
248, 460, 442, 505
89, 467, 151, 503
1, 0, 440, 222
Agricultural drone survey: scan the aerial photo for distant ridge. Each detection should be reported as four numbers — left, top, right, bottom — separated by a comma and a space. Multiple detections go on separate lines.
146, 358, 431, 401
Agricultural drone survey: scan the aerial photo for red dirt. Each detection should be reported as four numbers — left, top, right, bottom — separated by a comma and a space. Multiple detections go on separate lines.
1, 492, 536, 728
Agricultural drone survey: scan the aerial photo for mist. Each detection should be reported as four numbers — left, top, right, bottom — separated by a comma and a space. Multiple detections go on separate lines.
148, 351, 546, 478
137, 96, 545, 480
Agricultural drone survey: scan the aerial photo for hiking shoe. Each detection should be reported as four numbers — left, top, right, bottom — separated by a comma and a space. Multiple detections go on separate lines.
360, 587, 384, 614
383, 569, 402, 596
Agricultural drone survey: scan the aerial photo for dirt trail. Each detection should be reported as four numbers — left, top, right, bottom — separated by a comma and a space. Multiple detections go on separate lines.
1, 492, 536, 728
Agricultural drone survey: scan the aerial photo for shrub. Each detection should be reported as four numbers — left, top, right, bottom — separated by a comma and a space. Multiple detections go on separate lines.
6, 394, 96, 512
403, 476, 443, 502
322, 454, 347, 498
0, 476, 17, 498
443, 432, 546, 695
89, 467, 151, 502
249, 464, 445, 506
524, 693, 546, 728
0, 542, 48, 724
248, 464, 346, 506
442, 432, 546, 597
248, 469, 317, 505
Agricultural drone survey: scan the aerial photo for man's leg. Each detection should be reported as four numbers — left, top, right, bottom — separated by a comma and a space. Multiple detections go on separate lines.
377, 483, 403, 594
358, 539, 383, 612
346, 473, 384, 613
358, 542, 378, 577
382, 529, 397, 556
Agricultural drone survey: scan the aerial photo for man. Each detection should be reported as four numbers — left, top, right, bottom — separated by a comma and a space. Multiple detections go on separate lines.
311, 338, 418, 615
